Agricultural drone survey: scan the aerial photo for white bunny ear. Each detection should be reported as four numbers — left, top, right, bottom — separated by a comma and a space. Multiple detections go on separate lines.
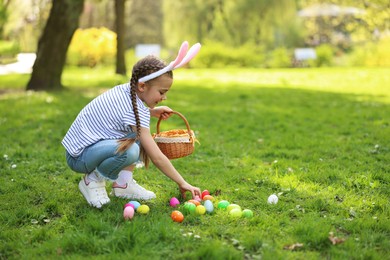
174, 43, 201, 69
168, 41, 189, 69
139, 41, 190, 82
138, 41, 201, 83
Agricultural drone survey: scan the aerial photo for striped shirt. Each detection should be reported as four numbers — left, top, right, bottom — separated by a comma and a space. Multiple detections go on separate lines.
62, 83, 150, 157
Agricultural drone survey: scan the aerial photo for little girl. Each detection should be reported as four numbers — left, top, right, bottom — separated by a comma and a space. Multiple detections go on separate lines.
62, 43, 201, 208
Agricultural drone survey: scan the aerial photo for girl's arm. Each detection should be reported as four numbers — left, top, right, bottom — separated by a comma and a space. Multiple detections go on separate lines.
139, 127, 201, 198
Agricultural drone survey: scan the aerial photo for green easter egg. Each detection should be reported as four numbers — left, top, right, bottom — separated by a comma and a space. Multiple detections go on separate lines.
217, 200, 230, 209
242, 209, 254, 218
184, 202, 196, 214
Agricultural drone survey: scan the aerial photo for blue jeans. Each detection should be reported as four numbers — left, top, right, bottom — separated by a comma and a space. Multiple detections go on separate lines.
65, 132, 140, 180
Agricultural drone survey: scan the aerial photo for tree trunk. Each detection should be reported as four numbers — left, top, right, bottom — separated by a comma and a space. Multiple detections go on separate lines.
26, 0, 84, 91
115, 0, 127, 75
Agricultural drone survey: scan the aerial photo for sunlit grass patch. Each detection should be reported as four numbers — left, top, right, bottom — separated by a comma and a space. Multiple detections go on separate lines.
0, 67, 389, 259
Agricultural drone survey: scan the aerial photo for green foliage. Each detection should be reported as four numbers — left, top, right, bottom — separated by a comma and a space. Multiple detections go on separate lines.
163, 0, 299, 49
309, 44, 334, 67
192, 41, 266, 68
0, 40, 20, 57
348, 36, 390, 67
0, 67, 389, 259
67, 27, 116, 67
267, 47, 292, 68
297, 0, 390, 49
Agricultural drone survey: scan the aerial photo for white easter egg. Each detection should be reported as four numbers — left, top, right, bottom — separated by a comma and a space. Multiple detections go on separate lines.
204, 200, 214, 213
267, 194, 278, 204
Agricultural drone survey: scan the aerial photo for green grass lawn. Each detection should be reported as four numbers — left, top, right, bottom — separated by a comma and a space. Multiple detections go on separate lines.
0, 67, 389, 259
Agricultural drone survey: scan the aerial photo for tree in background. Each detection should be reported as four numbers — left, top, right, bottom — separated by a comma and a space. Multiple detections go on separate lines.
297, 0, 390, 48
79, 0, 163, 48
126, 0, 163, 47
0, 0, 11, 37
163, 0, 301, 49
3, 0, 52, 52
26, 0, 84, 91
79, 0, 115, 30
115, 0, 126, 75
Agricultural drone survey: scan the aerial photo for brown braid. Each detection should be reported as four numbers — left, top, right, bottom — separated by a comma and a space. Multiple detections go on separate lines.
116, 55, 173, 168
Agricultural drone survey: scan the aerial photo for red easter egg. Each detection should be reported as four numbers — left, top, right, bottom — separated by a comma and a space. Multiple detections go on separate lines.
201, 190, 210, 199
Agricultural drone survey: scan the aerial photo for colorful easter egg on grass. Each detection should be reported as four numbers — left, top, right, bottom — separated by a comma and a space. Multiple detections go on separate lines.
196, 205, 206, 215
137, 205, 150, 214
188, 199, 200, 206
267, 194, 278, 204
194, 195, 202, 202
229, 208, 242, 218
170, 197, 180, 207
204, 200, 214, 213
242, 209, 254, 218
129, 200, 141, 210
123, 206, 135, 220
171, 210, 184, 223
201, 190, 210, 199
202, 195, 214, 201
183, 202, 196, 214
217, 200, 230, 209
227, 204, 241, 212
124, 203, 135, 209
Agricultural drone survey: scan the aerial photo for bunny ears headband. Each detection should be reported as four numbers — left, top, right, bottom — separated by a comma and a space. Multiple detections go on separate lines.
138, 41, 201, 83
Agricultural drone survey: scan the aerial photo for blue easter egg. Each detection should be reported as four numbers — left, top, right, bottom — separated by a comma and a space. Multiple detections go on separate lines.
129, 200, 141, 210
204, 200, 214, 213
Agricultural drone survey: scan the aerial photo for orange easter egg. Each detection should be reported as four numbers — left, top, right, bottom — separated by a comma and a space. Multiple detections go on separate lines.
202, 195, 214, 201
171, 210, 184, 223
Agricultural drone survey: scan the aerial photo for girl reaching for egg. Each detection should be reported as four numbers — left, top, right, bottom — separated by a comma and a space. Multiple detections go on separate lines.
62, 41, 202, 208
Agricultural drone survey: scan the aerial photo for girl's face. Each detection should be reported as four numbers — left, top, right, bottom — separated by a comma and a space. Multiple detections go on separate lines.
137, 74, 173, 108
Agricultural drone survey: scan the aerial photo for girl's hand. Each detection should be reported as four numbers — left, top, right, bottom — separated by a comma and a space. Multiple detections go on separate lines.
150, 106, 173, 119
179, 182, 201, 199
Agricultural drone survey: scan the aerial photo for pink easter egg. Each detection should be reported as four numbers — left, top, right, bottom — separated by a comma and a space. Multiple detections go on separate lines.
123, 206, 135, 220
124, 203, 135, 209
170, 197, 180, 207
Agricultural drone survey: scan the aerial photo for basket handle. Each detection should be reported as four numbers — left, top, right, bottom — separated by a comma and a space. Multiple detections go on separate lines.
156, 111, 192, 137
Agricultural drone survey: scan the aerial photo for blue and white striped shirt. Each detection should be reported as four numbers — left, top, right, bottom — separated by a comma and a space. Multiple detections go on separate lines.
62, 83, 150, 157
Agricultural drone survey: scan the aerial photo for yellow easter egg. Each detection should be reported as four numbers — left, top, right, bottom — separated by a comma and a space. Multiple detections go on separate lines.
195, 205, 206, 215
137, 204, 150, 214
227, 204, 241, 212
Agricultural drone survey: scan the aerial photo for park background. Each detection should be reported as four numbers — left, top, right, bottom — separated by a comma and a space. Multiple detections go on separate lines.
0, 0, 389, 259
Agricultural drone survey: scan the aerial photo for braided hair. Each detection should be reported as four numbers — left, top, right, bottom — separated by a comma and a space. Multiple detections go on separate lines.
116, 55, 173, 168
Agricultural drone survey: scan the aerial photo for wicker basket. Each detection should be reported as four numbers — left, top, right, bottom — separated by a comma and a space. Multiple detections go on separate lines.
153, 111, 196, 159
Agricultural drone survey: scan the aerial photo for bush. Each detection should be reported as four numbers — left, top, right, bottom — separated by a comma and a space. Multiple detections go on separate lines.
192, 41, 266, 68
0, 40, 20, 57
267, 47, 292, 68
348, 36, 390, 67
67, 27, 116, 67
310, 44, 334, 67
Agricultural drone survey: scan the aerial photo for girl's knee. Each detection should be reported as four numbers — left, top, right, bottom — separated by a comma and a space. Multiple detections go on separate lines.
124, 144, 140, 165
